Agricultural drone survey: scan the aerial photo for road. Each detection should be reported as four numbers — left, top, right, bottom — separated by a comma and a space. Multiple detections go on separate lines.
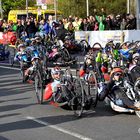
0, 64, 140, 140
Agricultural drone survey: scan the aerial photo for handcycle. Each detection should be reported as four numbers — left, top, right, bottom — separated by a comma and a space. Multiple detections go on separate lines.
34, 62, 87, 117
76, 67, 98, 113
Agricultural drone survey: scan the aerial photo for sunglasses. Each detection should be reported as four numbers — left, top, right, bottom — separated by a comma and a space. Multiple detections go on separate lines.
114, 73, 122, 76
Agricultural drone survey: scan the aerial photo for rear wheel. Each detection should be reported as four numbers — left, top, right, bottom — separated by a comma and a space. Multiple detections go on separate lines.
79, 40, 89, 55
20, 62, 26, 83
62, 48, 71, 62
71, 77, 85, 117
87, 71, 98, 107
34, 69, 44, 104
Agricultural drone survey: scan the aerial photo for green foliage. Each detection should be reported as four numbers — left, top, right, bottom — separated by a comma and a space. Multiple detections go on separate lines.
2, 0, 35, 19
58, 0, 128, 17
1, 0, 134, 19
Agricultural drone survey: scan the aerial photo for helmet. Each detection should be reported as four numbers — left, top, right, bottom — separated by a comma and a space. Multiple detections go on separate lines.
132, 53, 139, 59
25, 38, 31, 43
110, 67, 123, 77
84, 54, 93, 61
51, 66, 62, 75
17, 44, 25, 51
35, 36, 42, 42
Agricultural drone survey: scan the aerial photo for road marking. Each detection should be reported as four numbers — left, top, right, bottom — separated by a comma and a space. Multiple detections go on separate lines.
0, 65, 20, 70
0, 64, 77, 72
26, 116, 93, 140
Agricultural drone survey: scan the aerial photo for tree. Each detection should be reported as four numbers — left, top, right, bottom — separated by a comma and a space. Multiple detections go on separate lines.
58, 0, 128, 17
2, 0, 35, 19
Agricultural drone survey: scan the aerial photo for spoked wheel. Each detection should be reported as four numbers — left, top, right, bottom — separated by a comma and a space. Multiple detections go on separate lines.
62, 48, 71, 62
34, 69, 44, 104
71, 77, 85, 117
8, 47, 16, 66
9, 54, 14, 66
63, 68, 73, 85
87, 71, 98, 107
20, 68, 25, 83
79, 40, 89, 55
20, 63, 26, 83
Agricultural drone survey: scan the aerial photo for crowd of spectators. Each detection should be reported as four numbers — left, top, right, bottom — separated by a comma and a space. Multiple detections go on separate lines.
0, 11, 137, 40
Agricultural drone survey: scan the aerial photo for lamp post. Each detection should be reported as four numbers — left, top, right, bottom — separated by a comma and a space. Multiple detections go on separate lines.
127, 0, 130, 14
86, 0, 89, 17
54, 0, 57, 21
26, 0, 28, 18
136, 0, 140, 29
0, 0, 3, 19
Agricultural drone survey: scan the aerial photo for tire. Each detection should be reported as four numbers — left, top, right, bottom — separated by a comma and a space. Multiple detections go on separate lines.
9, 54, 14, 66
62, 48, 71, 62
34, 69, 44, 104
8, 47, 16, 66
21, 69, 25, 83
87, 71, 98, 107
92, 42, 103, 49
20, 62, 25, 83
79, 40, 89, 55
71, 77, 85, 117
63, 68, 73, 84
120, 41, 131, 49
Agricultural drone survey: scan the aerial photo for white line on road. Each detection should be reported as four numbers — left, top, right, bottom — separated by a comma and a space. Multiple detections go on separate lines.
0, 64, 77, 72
26, 116, 93, 140
0, 65, 20, 70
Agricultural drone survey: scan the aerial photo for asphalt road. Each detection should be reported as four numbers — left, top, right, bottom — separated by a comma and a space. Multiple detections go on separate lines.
0, 64, 140, 140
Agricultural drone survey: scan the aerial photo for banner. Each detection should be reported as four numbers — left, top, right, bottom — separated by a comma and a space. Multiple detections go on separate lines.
75, 30, 140, 48
36, 0, 54, 5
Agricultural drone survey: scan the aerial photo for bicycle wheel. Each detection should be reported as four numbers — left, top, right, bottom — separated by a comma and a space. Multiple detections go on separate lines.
92, 42, 103, 50
8, 47, 16, 66
34, 69, 44, 104
20, 62, 26, 83
63, 67, 73, 84
79, 40, 89, 55
71, 77, 85, 117
87, 71, 98, 107
62, 48, 71, 62
20, 69, 25, 83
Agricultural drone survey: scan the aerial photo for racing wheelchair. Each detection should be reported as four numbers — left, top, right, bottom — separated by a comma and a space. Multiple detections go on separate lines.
34, 63, 98, 117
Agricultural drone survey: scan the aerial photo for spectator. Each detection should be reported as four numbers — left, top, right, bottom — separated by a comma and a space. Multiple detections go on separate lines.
126, 14, 136, 30
16, 19, 25, 38
120, 18, 127, 30
104, 15, 112, 30
96, 16, 105, 31
25, 18, 36, 38
73, 17, 81, 31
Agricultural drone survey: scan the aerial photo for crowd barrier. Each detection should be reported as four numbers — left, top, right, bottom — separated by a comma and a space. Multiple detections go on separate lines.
75, 30, 140, 48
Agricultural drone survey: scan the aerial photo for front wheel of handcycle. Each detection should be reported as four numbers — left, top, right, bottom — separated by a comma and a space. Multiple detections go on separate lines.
87, 71, 98, 107
34, 69, 44, 104
71, 77, 85, 117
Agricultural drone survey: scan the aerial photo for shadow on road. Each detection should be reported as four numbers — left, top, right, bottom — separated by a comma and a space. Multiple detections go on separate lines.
0, 113, 20, 119
0, 97, 31, 103
0, 103, 35, 112
0, 119, 45, 133
0, 136, 9, 140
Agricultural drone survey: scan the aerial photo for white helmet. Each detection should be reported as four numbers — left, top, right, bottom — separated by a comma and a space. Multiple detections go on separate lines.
133, 53, 139, 59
